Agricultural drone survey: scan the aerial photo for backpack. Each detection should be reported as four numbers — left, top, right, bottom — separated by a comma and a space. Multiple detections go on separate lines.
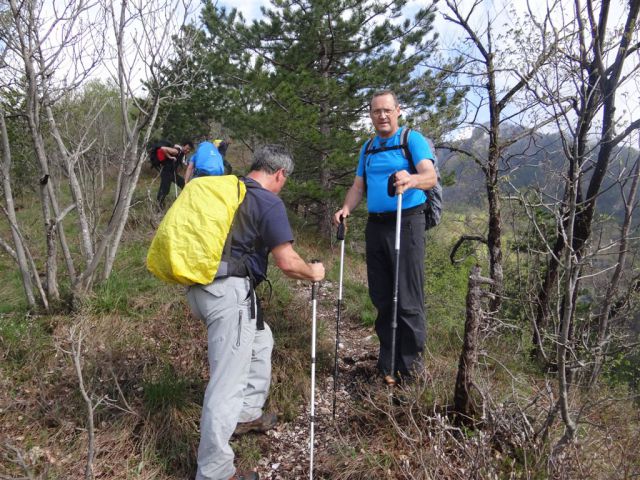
363, 127, 443, 229
148, 139, 173, 169
146, 175, 247, 285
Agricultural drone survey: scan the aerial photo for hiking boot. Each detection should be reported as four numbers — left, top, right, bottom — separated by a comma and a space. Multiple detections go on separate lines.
383, 375, 397, 386
228, 470, 259, 480
233, 412, 278, 436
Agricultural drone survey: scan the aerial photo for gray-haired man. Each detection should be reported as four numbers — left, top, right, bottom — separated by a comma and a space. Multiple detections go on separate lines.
187, 144, 325, 480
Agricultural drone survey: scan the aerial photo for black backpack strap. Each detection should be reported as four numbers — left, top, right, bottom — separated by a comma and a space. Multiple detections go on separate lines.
400, 127, 416, 173
219, 177, 266, 330
362, 137, 374, 191
364, 127, 414, 166
221, 177, 244, 259
363, 129, 415, 190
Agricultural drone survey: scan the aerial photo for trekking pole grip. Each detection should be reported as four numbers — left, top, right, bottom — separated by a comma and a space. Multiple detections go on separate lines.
337, 216, 346, 241
310, 259, 320, 297
387, 172, 397, 197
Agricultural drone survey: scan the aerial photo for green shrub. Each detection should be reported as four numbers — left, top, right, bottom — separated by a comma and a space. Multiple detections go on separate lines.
424, 233, 474, 356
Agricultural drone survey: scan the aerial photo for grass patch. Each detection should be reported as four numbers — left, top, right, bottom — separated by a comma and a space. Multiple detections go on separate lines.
87, 241, 158, 315
143, 367, 192, 411
0, 259, 31, 314
0, 314, 51, 370
342, 279, 376, 327
145, 402, 200, 476
233, 435, 263, 471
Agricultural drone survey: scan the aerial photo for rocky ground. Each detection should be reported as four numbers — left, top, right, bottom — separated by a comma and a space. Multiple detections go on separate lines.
247, 281, 381, 480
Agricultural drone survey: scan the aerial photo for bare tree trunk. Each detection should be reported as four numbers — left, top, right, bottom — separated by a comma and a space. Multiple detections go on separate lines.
453, 265, 494, 422
486, 170, 503, 313
11, 6, 60, 301
0, 113, 37, 309
102, 150, 146, 281
45, 104, 95, 264
9, 0, 81, 299
532, 0, 640, 362
589, 154, 640, 385
69, 324, 98, 480
442, 0, 562, 316
555, 137, 580, 448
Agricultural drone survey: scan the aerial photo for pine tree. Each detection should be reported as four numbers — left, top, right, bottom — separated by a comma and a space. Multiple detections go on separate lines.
168, 0, 461, 234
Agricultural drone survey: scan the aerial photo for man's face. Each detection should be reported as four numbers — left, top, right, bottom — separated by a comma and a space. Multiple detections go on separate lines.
370, 94, 401, 138
183, 145, 192, 154
273, 168, 288, 194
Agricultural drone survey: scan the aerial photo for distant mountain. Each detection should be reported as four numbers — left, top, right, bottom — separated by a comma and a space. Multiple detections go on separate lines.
438, 127, 638, 221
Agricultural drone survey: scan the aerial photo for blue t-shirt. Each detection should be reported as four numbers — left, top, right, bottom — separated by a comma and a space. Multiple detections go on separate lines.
229, 177, 294, 282
190, 141, 224, 176
356, 127, 434, 213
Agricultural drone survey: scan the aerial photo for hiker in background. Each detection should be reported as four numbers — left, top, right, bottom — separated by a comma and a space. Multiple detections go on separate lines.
214, 138, 233, 174
155, 140, 194, 209
185, 139, 225, 183
333, 89, 437, 385
186, 144, 325, 480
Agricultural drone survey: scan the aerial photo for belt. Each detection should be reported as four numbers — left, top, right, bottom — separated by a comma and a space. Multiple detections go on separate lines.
368, 203, 425, 223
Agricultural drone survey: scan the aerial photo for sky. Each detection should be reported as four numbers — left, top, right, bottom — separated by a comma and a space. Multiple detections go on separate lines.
211, 0, 638, 141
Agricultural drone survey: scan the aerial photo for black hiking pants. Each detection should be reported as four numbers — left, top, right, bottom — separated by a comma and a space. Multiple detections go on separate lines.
365, 208, 426, 380
157, 160, 184, 208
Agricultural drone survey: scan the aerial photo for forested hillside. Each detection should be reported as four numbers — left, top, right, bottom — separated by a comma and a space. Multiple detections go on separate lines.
442, 127, 639, 221
1, 0, 639, 479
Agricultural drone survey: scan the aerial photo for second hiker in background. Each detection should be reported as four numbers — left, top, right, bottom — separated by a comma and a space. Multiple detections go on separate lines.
154, 139, 194, 209
333, 90, 437, 385
185, 139, 226, 183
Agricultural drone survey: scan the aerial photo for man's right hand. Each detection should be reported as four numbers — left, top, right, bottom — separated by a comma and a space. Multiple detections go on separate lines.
308, 262, 325, 282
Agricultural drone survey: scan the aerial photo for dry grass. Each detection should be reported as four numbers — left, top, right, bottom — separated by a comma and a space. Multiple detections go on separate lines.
1, 201, 639, 479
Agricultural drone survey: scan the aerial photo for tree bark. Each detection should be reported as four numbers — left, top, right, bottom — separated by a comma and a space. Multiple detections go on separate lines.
0, 113, 37, 309
453, 265, 494, 422
589, 154, 640, 385
45, 104, 95, 264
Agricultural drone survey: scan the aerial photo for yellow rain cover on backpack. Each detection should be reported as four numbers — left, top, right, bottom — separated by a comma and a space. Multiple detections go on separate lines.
146, 176, 247, 285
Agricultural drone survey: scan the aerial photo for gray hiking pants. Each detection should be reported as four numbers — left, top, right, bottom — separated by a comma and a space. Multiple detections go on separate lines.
187, 277, 273, 480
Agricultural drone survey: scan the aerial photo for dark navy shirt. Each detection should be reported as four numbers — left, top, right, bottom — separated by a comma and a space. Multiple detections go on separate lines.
229, 177, 294, 283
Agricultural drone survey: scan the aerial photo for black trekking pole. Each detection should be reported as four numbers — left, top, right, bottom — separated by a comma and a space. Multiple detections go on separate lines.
173, 162, 179, 199
309, 260, 320, 480
333, 216, 346, 419
387, 174, 402, 387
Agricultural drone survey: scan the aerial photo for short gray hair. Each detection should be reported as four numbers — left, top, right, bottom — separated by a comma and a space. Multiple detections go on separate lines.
250, 144, 294, 176
370, 89, 399, 109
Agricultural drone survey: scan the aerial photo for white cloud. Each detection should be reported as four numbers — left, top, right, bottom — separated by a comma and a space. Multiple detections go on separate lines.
218, 0, 268, 21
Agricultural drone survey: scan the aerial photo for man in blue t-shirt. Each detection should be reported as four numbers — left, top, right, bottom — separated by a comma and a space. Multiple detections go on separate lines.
334, 90, 437, 385
185, 140, 225, 183
186, 145, 325, 480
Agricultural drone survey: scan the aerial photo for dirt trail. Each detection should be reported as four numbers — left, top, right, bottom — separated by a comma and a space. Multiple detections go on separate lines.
250, 280, 380, 480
